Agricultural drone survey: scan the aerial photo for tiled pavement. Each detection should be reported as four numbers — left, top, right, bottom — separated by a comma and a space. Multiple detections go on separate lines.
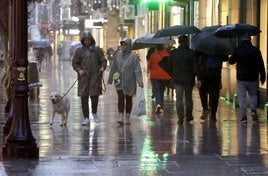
0, 58, 268, 175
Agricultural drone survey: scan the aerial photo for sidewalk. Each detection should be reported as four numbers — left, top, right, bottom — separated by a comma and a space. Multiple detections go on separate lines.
0, 59, 268, 175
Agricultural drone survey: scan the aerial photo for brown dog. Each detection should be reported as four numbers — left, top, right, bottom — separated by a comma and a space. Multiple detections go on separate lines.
49, 91, 70, 126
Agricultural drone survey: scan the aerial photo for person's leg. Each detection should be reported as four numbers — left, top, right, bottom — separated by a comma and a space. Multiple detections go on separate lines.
185, 85, 193, 122
90, 95, 100, 123
174, 84, 184, 124
209, 88, 220, 122
117, 90, 125, 123
159, 79, 168, 108
199, 85, 209, 110
90, 95, 99, 114
151, 79, 162, 113
81, 96, 90, 125
237, 80, 247, 122
125, 95, 133, 125
247, 81, 258, 121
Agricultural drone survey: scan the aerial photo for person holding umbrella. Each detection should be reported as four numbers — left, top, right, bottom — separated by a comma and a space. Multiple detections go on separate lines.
196, 52, 229, 122
229, 33, 266, 123
168, 35, 198, 125
148, 44, 170, 113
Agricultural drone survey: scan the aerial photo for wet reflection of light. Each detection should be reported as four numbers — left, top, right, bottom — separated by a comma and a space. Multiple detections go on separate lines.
141, 117, 155, 127
139, 138, 169, 175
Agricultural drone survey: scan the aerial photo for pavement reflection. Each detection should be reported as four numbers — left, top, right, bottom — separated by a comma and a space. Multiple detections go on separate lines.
0, 58, 268, 175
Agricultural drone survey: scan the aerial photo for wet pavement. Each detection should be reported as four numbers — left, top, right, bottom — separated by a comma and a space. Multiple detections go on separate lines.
1, 58, 268, 175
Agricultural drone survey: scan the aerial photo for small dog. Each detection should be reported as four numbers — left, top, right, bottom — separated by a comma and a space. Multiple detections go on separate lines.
49, 91, 70, 126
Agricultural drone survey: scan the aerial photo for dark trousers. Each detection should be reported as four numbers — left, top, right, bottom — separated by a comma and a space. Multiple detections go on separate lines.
117, 90, 132, 114
151, 78, 168, 107
199, 79, 220, 116
81, 95, 99, 118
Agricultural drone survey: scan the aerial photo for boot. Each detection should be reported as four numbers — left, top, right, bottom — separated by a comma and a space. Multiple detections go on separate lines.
125, 113, 131, 125
117, 113, 124, 125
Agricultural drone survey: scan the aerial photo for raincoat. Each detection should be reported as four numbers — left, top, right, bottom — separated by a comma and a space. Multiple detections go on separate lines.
108, 38, 143, 96
72, 31, 107, 97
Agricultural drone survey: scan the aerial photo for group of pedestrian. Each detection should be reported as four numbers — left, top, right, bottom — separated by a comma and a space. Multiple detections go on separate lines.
148, 34, 266, 125
72, 31, 143, 126
71, 30, 266, 127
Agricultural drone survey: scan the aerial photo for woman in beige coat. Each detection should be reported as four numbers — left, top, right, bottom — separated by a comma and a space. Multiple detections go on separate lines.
108, 38, 143, 125
72, 31, 107, 125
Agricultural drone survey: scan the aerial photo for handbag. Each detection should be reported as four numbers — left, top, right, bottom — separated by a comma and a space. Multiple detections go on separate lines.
112, 72, 120, 80
112, 54, 131, 81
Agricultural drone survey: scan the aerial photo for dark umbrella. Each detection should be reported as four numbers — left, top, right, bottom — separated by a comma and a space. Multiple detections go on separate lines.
132, 34, 155, 50
132, 34, 175, 50
213, 23, 261, 38
153, 25, 201, 38
191, 25, 233, 56
32, 40, 50, 49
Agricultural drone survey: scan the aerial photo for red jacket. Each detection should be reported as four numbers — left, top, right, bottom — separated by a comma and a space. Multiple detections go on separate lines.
148, 50, 170, 80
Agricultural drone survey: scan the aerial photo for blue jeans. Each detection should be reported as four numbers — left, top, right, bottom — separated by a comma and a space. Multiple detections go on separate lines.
237, 80, 258, 118
151, 78, 168, 107
174, 84, 193, 119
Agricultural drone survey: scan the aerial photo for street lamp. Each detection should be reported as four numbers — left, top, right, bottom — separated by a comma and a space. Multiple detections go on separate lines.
2, 0, 39, 159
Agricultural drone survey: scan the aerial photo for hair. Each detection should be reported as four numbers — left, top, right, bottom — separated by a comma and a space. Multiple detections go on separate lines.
155, 44, 165, 51
179, 35, 188, 45
240, 33, 251, 41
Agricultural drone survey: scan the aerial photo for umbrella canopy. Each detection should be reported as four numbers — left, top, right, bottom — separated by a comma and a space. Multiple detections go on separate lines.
213, 23, 261, 38
70, 41, 82, 48
132, 34, 175, 50
191, 25, 233, 56
153, 25, 201, 38
32, 40, 51, 49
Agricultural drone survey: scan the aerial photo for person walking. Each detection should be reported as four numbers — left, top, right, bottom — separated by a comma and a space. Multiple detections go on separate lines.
108, 38, 144, 125
197, 52, 228, 122
148, 44, 170, 113
72, 31, 107, 125
146, 46, 155, 99
168, 35, 198, 125
229, 33, 266, 123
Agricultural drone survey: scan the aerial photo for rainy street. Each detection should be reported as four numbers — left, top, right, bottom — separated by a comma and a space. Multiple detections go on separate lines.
0, 57, 268, 175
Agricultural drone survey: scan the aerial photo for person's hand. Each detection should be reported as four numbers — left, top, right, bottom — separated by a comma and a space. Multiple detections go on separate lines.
260, 77, 266, 86
99, 67, 104, 73
79, 69, 85, 76
196, 80, 201, 89
139, 82, 144, 88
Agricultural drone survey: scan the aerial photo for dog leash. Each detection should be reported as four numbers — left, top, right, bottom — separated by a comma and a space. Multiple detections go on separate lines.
62, 73, 106, 99
62, 78, 78, 99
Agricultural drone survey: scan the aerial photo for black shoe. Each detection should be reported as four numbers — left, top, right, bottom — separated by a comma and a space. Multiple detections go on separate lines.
186, 116, 193, 122
210, 115, 217, 123
251, 111, 258, 122
177, 119, 183, 125
241, 116, 247, 123
200, 109, 209, 120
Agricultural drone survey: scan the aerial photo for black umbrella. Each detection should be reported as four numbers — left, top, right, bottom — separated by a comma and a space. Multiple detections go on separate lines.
213, 23, 261, 38
153, 25, 201, 38
191, 25, 233, 56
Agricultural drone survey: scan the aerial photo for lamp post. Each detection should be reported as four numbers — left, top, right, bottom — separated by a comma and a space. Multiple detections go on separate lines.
2, 0, 39, 159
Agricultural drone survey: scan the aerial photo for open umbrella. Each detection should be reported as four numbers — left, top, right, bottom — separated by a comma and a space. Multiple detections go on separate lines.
132, 34, 175, 50
153, 25, 201, 38
213, 23, 261, 38
191, 25, 233, 56
32, 40, 50, 49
